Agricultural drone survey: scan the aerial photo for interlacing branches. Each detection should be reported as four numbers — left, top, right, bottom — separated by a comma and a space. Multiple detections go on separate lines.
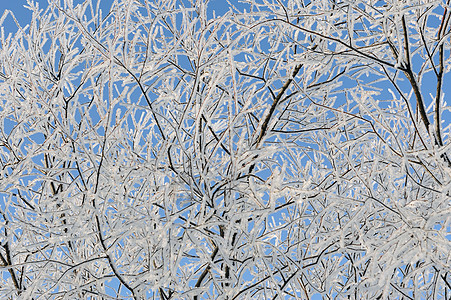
0, 0, 449, 299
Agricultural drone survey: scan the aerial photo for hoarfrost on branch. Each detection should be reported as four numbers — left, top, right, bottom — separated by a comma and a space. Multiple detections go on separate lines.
0, 0, 450, 299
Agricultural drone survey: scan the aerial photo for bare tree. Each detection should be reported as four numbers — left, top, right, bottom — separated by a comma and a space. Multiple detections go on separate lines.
0, 0, 450, 299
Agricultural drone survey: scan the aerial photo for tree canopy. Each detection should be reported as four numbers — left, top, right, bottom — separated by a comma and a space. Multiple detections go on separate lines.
0, 0, 450, 299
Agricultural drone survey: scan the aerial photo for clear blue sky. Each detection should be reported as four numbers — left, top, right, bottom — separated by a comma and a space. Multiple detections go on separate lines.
0, 0, 231, 34
0, 1, 32, 33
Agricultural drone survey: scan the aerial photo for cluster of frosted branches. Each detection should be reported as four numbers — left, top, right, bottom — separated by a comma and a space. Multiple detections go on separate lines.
0, 0, 450, 299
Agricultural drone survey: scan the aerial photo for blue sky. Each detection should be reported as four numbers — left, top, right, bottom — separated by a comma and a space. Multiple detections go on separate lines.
0, 1, 36, 34
0, 0, 231, 34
